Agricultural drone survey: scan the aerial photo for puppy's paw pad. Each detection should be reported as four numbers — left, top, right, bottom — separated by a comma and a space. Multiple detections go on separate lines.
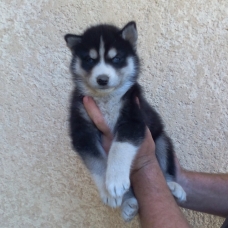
121, 197, 138, 222
167, 181, 187, 202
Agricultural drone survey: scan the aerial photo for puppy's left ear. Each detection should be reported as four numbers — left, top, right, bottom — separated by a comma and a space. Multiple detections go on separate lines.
120, 21, 138, 49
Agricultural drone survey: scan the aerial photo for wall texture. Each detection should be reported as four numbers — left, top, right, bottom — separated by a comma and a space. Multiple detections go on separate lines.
1, 0, 228, 227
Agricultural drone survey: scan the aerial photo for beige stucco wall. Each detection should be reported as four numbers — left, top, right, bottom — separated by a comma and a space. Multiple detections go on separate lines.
1, 0, 228, 227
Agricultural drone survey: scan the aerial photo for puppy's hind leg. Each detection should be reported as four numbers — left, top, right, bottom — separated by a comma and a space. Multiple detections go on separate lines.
121, 188, 138, 222
167, 181, 186, 202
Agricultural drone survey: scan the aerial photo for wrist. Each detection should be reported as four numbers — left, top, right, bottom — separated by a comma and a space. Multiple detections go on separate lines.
176, 167, 188, 187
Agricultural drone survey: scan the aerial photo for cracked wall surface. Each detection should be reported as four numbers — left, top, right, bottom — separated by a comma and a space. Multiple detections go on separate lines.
1, 0, 228, 227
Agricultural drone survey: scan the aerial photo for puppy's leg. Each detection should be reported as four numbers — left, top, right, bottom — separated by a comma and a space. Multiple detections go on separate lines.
154, 134, 187, 202
121, 188, 138, 222
71, 106, 123, 207
105, 141, 139, 198
92, 173, 122, 208
167, 181, 187, 202
85, 153, 122, 208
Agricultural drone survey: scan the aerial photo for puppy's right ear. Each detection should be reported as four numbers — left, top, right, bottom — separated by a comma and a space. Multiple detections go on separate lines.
120, 21, 137, 50
64, 34, 82, 50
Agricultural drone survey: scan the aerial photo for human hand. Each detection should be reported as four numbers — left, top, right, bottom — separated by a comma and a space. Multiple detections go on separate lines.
131, 126, 156, 176
83, 96, 157, 173
83, 96, 113, 154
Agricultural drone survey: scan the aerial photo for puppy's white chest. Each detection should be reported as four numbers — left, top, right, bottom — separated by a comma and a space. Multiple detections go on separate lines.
95, 97, 122, 132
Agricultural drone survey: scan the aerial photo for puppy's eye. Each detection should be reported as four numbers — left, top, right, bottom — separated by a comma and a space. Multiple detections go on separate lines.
112, 56, 122, 64
84, 56, 95, 64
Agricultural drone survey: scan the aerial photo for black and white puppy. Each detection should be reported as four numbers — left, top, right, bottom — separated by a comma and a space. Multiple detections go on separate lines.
64, 21, 186, 222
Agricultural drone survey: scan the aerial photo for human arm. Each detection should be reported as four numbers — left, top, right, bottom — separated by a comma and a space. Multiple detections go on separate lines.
83, 96, 190, 227
130, 128, 190, 228
175, 159, 228, 217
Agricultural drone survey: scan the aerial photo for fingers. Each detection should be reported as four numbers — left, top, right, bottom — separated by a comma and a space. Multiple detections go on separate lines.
140, 126, 156, 154
83, 96, 112, 137
131, 126, 156, 174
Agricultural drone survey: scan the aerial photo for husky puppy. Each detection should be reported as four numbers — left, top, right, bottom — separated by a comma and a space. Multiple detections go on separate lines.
64, 21, 186, 222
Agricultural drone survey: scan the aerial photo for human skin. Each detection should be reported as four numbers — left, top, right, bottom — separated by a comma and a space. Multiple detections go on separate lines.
84, 96, 228, 216
83, 96, 190, 227
130, 127, 190, 227
83, 96, 228, 223
175, 159, 228, 218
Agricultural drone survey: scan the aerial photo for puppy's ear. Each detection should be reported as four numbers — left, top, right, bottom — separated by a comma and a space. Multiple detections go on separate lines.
120, 21, 138, 49
64, 34, 82, 50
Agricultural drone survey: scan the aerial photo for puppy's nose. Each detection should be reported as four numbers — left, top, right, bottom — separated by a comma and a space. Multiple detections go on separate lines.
96, 75, 109, 86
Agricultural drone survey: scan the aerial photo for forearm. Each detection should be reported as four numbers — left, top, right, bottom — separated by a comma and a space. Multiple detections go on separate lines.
131, 160, 190, 228
177, 170, 228, 217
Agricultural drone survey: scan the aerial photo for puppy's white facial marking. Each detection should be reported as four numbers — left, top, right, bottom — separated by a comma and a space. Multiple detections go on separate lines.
89, 49, 98, 59
119, 57, 136, 82
72, 58, 82, 75
106, 142, 139, 198
88, 37, 120, 90
99, 37, 105, 57
107, 48, 117, 59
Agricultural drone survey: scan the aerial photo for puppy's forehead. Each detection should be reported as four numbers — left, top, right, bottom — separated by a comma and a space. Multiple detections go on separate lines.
81, 26, 127, 59
87, 37, 118, 59
82, 25, 118, 48
99, 37, 105, 56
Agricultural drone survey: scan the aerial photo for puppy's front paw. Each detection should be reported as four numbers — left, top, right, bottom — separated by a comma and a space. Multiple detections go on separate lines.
105, 141, 137, 198
106, 171, 130, 198
167, 181, 187, 202
101, 192, 122, 208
